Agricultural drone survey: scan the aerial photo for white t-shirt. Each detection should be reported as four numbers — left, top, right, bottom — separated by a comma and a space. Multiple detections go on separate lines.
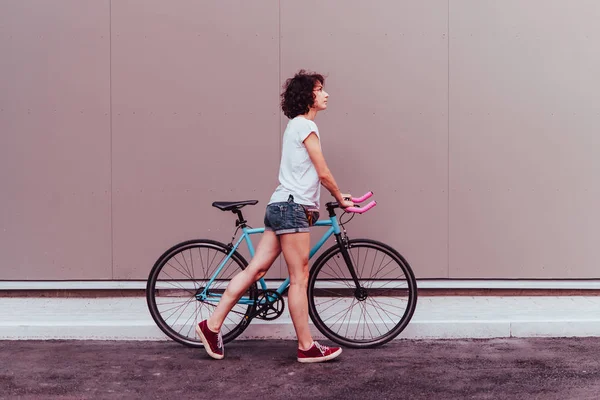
269, 116, 321, 208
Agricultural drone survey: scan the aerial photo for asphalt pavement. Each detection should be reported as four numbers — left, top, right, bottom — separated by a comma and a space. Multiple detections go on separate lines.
2, 338, 600, 399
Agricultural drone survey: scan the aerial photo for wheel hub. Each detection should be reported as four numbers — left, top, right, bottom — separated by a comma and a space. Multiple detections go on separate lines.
195, 287, 207, 301
355, 287, 368, 301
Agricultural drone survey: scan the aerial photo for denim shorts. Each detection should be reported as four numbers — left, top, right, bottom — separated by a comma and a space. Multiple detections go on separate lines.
264, 196, 320, 236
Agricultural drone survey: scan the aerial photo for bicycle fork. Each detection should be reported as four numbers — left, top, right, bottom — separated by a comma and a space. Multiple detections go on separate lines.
334, 233, 368, 300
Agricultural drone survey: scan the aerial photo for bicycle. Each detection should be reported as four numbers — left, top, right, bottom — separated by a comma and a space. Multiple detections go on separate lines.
146, 191, 417, 348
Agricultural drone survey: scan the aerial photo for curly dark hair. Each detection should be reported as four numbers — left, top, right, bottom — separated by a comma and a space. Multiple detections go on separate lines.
281, 70, 325, 119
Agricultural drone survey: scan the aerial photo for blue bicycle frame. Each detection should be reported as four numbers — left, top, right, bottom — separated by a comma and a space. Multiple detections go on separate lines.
196, 215, 342, 305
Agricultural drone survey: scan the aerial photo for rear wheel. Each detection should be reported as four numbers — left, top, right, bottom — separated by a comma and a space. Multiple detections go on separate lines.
307, 239, 417, 348
146, 239, 257, 347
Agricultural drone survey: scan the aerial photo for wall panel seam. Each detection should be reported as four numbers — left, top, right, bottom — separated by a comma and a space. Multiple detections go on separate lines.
109, 0, 114, 279
447, 0, 451, 279
278, 0, 282, 276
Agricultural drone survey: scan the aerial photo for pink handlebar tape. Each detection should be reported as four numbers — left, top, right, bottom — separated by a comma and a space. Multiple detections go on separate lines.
350, 191, 374, 204
345, 200, 377, 214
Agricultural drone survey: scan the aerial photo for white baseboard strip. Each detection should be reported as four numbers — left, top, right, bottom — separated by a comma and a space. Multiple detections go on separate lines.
1, 296, 600, 341
0, 280, 600, 290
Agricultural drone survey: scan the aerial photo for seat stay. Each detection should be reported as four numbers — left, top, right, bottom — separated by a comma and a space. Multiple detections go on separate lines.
198, 233, 249, 298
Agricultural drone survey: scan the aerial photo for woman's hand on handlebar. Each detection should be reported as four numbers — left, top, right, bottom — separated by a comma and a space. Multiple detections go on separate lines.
339, 193, 354, 209
339, 198, 355, 209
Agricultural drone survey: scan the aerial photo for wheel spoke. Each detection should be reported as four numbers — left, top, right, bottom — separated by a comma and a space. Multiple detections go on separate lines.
314, 296, 348, 314
157, 301, 190, 315
189, 248, 197, 290
326, 258, 354, 288
339, 302, 357, 336
156, 270, 195, 295
163, 296, 195, 324
360, 300, 381, 337
178, 251, 194, 281
366, 297, 405, 319
321, 299, 355, 324
163, 261, 194, 285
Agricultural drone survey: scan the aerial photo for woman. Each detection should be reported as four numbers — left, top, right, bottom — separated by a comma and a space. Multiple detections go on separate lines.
197, 70, 354, 363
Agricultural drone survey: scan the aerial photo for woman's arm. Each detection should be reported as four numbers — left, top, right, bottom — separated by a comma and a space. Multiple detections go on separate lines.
304, 132, 353, 208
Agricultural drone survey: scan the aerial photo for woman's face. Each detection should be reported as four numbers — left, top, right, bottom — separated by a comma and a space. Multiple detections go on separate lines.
312, 82, 329, 111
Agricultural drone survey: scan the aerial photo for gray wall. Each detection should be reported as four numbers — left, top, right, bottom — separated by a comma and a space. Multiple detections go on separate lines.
1, 1, 599, 281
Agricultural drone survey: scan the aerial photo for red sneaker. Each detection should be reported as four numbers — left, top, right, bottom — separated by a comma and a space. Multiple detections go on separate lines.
196, 320, 224, 360
297, 341, 342, 363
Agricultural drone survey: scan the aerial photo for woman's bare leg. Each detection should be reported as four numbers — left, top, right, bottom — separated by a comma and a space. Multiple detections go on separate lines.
207, 230, 281, 332
280, 232, 313, 350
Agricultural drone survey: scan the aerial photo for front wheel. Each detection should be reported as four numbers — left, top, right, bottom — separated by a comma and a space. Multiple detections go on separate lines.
307, 239, 417, 348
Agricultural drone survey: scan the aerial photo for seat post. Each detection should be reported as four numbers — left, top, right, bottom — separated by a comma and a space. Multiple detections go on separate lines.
233, 209, 247, 227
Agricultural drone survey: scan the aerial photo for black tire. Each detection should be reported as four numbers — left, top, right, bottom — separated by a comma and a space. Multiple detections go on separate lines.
307, 239, 417, 348
146, 239, 257, 347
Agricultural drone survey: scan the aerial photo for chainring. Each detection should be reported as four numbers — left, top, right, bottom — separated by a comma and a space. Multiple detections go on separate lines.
255, 289, 285, 320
